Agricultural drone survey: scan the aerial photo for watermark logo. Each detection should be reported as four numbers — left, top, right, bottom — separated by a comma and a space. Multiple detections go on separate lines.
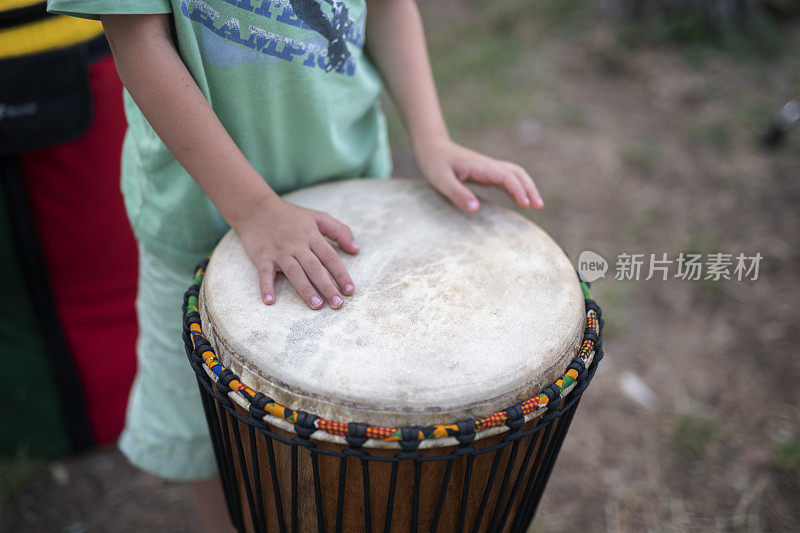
578, 251, 762, 282
578, 250, 608, 282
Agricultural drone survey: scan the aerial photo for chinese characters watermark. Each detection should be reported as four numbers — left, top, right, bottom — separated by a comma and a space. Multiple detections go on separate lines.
578, 251, 762, 282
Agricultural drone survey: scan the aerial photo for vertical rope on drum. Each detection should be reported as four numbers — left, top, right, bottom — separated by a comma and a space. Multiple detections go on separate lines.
457, 453, 475, 533
454, 419, 477, 533
247, 424, 267, 533
412, 456, 422, 533
310, 450, 325, 533
487, 438, 521, 532
293, 412, 321, 533
525, 400, 580, 526
215, 391, 246, 532
528, 407, 580, 525
189, 364, 233, 522
512, 333, 602, 531
345, 422, 371, 533
513, 383, 563, 530
429, 457, 455, 533
496, 424, 542, 531
395, 427, 424, 533
262, 431, 287, 533
189, 334, 242, 531
510, 421, 555, 533
197, 374, 240, 531
360, 457, 373, 533
518, 291, 601, 526
470, 445, 504, 533
487, 406, 524, 532
290, 444, 299, 533
514, 391, 575, 530
335, 453, 348, 533
230, 417, 259, 531
382, 459, 400, 533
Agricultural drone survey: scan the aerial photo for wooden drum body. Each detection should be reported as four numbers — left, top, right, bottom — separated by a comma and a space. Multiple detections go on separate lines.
183, 179, 603, 532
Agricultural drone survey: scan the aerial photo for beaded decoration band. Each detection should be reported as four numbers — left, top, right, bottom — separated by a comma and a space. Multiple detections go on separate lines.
183, 260, 603, 444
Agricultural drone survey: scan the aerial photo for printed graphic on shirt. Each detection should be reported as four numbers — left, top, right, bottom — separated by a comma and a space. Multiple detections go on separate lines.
180, 0, 365, 76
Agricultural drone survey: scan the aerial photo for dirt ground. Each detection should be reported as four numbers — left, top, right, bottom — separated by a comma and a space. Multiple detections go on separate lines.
3, 1, 799, 532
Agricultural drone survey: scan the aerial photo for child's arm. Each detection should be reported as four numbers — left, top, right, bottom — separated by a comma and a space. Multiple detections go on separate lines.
101, 15, 357, 309
365, 0, 543, 213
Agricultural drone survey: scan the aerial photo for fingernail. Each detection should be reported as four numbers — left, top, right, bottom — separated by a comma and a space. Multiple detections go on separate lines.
311, 295, 323, 308
466, 200, 479, 211
536, 198, 544, 208
344, 283, 354, 294
523, 198, 530, 207
332, 295, 343, 307
351, 241, 359, 251
264, 293, 274, 304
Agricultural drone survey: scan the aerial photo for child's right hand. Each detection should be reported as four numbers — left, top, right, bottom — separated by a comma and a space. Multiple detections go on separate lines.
233, 197, 359, 310
99, 16, 357, 311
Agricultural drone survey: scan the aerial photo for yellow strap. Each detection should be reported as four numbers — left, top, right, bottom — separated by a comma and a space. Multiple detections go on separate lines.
0, 15, 103, 60
0, 0, 44, 10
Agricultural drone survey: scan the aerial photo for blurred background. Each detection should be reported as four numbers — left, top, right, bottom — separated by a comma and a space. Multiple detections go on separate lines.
2, 0, 799, 531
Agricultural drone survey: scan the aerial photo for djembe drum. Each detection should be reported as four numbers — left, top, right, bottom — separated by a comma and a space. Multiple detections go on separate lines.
183, 178, 603, 533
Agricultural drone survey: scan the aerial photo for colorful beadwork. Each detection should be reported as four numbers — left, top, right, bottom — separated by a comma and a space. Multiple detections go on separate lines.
184, 263, 602, 443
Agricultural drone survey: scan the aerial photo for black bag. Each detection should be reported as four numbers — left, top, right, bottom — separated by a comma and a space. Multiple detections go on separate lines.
0, 35, 108, 155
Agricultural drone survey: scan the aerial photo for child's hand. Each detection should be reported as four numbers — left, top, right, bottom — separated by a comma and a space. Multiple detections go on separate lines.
233, 197, 358, 310
415, 139, 543, 213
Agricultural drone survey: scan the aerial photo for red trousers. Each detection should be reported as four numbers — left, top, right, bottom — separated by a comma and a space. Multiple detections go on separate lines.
18, 54, 137, 445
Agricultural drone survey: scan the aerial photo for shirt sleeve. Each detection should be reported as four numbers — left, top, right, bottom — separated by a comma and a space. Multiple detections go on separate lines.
47, 0, 172, 21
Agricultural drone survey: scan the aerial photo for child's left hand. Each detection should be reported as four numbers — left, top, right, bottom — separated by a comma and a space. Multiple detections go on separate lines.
415, 138, 544, 214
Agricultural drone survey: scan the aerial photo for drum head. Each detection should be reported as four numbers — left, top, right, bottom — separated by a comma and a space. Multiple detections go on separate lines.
200, 179, 585, 427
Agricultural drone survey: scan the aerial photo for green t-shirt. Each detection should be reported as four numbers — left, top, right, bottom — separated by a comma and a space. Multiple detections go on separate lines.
48, 0, 392, 267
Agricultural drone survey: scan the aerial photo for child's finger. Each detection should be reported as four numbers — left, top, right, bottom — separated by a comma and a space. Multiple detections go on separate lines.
298, 252, 344, 309
280, 257, 324, 309
311, 239, 355, 296
434, 169, 480, 213
505, 162, 543, 209
258, 263, 277, 305
466, 166, 526, 208
466, 165, 527, 208
315, 212, 359, 254
490, 169, 530, 209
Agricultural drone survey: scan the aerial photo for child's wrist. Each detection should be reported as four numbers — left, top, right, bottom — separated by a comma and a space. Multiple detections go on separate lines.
412, 132, 451, 160
227, 187, 282, 231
